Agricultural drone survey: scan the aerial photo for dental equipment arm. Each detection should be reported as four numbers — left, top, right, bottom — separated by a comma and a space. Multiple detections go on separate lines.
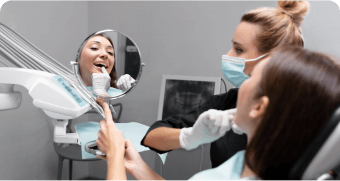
0, 23, 105, 119
0, 23, 107, 144
0, 67, 92, 144
0, 68, 90, 119
0, 84, 21, 110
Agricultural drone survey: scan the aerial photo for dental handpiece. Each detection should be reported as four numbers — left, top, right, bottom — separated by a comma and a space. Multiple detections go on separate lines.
71, 82, 106, 119
92, 103, 106, 119
87, 96, 105, 119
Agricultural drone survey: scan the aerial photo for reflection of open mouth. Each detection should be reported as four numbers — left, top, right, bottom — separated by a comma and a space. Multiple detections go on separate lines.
94, 62, 108, 68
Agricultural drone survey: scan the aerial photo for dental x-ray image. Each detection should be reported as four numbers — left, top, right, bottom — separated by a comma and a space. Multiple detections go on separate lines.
158, 75, 220, 119
162, 80, 214, 118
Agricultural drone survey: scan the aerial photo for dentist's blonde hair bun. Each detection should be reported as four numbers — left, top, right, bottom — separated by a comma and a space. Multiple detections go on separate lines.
241, 0, 310, 53
277, 0, 309, 27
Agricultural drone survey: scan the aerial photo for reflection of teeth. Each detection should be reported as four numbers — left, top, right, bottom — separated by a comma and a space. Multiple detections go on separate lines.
94, 63, 107, 68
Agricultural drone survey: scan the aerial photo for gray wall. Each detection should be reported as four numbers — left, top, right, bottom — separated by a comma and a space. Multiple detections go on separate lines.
0, 1, 339, 180
0, 1, 91, 179
87, 0, 340, 127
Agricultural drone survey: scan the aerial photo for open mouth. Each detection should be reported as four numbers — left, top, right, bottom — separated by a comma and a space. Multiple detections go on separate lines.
94, 62, 108, 68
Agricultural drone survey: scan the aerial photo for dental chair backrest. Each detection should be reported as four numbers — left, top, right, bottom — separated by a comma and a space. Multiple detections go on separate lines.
289, 105, 340, 180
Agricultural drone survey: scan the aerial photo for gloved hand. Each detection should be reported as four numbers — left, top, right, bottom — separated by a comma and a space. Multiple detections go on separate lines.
92, 67, 111, 96
179, 108, 243, 150
231, 120, 246, 135
117, 74, 135, 92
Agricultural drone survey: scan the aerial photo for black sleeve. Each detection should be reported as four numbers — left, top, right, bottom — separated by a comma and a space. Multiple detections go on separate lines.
141, 88, 239, 154
209, 88, 238, 110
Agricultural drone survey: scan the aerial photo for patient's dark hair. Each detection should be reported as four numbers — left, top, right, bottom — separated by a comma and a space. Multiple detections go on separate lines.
245, 47, 340, 179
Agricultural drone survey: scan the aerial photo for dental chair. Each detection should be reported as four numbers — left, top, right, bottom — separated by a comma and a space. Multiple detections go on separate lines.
289, 105, 340, 180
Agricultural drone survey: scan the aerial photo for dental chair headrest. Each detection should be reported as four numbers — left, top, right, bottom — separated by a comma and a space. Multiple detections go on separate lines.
289, 105, 340, 179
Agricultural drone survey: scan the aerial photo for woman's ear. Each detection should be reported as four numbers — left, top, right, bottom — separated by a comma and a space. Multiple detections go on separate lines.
249, 96, 269, 119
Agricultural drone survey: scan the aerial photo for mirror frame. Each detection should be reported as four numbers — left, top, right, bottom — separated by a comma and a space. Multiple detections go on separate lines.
71, 29, 145, 100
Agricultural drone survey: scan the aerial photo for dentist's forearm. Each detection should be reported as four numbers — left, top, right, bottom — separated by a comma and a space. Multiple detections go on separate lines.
143, 127, 182, 151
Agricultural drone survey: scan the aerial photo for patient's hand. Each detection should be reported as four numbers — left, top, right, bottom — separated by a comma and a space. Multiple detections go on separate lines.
124, 139, 164, 180
92, 67, 110, 96
96, 101, 125, 159
95, 100, 127, 180
124, 139, 146, 175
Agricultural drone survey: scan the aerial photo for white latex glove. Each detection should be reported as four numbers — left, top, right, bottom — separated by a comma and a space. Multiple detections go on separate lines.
179, 108, 243, 150
92, 67, 111, 96
117, 74, 135, 92
231, 120, 247, 135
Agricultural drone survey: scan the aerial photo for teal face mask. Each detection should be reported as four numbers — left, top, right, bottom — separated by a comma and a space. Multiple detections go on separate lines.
221, 54, 267, 87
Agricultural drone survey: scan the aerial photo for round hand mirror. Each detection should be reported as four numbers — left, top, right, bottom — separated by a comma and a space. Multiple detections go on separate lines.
72, 29, 144, 100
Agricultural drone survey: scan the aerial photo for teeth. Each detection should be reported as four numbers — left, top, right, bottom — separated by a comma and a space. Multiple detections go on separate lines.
94, 63, 107, 68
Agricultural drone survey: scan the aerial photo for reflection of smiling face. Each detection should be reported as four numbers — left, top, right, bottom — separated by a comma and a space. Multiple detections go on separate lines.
226, 21, 263, 75
78, 35, 115, 86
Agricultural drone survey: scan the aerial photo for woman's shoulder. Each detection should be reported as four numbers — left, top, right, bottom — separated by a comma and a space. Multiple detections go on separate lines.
86, 86, 124, 96
106, 87, 124, 96
240, 175, 261, 180
189, 150, 246, 180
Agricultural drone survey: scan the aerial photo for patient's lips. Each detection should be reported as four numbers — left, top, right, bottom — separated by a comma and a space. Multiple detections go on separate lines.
94, 60, 108, 68
92, 60, 109, 73
94, 63, 106, 68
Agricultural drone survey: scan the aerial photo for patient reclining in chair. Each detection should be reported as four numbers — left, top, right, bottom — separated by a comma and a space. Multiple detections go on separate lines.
96, 47, 340, 180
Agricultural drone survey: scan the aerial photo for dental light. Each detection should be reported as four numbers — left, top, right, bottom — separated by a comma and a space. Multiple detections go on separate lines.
0, 23, 105, 144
